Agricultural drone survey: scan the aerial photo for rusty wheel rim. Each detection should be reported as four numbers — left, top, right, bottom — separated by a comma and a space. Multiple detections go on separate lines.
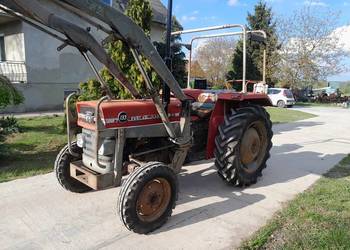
136, 178, 171, 222
240, 120, 268, 173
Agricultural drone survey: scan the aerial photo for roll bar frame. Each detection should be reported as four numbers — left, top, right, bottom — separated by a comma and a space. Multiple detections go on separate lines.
172, 26, 267, 92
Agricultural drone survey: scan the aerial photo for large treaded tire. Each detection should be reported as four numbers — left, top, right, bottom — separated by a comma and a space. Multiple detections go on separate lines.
118, 162, 178, 234
54, 142, 91, 193
214, 105, 273, 186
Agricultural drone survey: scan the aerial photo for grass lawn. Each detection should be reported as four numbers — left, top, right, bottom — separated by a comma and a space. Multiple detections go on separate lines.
266, 107, 316, 124
0, 116, 66, 183
0, 107, 315, 183
241, 155, 350, 250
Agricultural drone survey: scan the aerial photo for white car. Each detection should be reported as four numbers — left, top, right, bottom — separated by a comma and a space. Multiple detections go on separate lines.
268, 88, 296, 108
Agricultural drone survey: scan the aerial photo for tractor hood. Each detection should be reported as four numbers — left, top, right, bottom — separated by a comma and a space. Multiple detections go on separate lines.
76, 99, 182, 130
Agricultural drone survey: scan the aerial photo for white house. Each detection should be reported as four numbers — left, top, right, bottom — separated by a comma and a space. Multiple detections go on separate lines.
0, 0, 168, 113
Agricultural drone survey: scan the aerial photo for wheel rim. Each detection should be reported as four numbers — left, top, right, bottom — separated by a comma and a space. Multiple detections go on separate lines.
240, 121, 268, 173
136, 178, 171, 222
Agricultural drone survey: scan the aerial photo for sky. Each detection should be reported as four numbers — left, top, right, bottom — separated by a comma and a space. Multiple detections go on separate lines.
160, 0, 350, 81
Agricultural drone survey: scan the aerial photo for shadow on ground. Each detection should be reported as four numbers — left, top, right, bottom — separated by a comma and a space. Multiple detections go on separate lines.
272, 121, 324, 135
151, 118, 345, 234
157, 166, 265, 233
152, 145, 345, 234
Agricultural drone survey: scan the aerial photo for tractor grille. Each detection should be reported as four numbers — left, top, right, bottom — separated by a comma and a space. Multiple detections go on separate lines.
82, 129, 115, 173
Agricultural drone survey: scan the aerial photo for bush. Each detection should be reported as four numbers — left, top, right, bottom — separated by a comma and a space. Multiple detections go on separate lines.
0, 116, 20, 135
0, 75, 24, 108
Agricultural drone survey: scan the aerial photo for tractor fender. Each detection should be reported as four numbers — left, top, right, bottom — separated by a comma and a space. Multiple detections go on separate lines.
206, 93, 272, 159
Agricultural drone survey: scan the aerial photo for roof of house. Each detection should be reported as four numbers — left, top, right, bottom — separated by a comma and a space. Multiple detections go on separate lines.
115, 0, 167, 25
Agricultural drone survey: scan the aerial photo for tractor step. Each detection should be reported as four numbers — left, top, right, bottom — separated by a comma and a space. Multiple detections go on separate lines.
70, 161, 114, 190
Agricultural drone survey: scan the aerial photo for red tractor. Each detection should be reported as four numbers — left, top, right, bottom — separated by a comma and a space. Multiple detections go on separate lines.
2, 0, 273, 234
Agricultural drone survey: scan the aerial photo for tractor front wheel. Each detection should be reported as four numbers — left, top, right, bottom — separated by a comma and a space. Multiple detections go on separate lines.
54, 142, 91, 193
214, 105, 273, 186
118, 162, 178, 234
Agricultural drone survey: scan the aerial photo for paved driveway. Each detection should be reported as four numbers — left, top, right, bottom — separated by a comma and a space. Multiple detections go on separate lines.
1, 107, 350, 250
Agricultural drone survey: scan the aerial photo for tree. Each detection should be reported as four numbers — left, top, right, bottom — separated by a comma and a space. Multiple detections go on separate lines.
0, 75, 24, 109
228, 1, 279, 84
79, 0, 187, 100
153, 18, 187, 88
340, 82, 350, 95
79, 0, 159, 100
195, 37, 236, 86
276, 6, 349, 88
190, 61, 206, 79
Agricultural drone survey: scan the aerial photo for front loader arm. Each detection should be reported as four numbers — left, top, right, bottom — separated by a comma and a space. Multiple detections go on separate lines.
60, 0, 187, 102
0, 0, 191, 143
2, 0, 187, 101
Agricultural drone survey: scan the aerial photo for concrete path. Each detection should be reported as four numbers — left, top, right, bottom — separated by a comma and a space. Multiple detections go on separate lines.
1, 111, 63, 118
1, 107, 350, 250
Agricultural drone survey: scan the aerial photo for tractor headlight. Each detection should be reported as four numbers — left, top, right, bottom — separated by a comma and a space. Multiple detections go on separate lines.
76, 133, 85, 148
98, 138, 115, 156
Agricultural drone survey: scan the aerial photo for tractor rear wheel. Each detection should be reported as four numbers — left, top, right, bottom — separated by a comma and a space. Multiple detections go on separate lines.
118, 162, 178, 234
54, 142, 91, 193
214, 105, 273, 186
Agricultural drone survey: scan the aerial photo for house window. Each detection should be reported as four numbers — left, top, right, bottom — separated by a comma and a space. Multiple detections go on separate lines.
101, 0, 112, 6
0, 36, 5, 62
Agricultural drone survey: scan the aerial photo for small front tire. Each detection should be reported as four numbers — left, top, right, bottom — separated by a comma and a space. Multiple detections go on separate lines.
54, 142, 91, 193
118, 162, 178, 234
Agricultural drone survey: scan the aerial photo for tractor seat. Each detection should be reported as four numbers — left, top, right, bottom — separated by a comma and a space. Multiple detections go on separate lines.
191, 102, 215, 118
185, 90, 217, 118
